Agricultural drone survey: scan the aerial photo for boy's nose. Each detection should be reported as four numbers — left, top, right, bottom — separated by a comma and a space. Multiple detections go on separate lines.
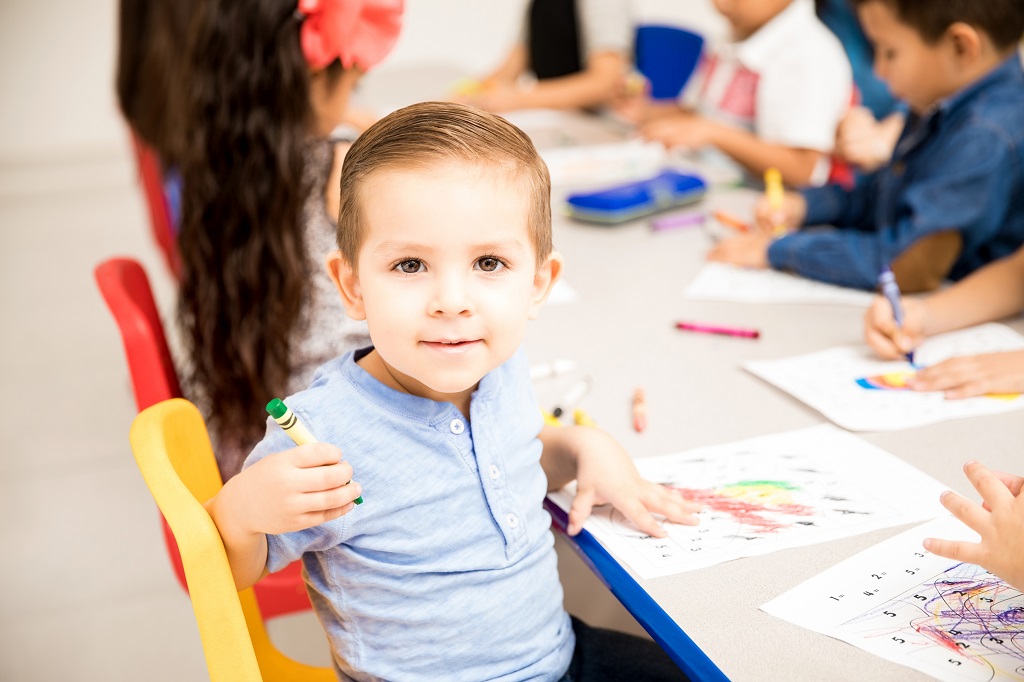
430, 273, 475, 317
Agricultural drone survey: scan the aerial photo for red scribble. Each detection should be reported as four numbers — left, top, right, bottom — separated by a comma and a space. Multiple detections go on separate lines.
671, 487, 815, 533
914, 624, 962, 654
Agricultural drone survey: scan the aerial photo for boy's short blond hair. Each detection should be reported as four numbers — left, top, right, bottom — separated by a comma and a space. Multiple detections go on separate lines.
337, 101, 552, 268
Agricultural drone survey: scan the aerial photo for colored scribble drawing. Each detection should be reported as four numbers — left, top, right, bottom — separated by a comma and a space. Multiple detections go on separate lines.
855, 370, 1021, 401
667, 480, 815, 533
842, 562, 1024, 680
547, 425, 948, 578
856, 371, 914, 391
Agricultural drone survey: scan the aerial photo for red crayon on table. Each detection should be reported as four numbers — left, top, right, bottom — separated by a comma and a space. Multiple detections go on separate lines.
631, 387, 647, 433
675, 321, 760, 339
712, 210, 750, 233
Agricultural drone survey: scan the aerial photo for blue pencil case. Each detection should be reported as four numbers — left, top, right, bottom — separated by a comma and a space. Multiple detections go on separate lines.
565, 170, 707, 224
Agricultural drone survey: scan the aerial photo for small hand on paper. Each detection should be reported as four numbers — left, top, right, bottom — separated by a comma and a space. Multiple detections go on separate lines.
909, 350, 1024, 399
924, 461, 1024, 591
540, 424, 702, 537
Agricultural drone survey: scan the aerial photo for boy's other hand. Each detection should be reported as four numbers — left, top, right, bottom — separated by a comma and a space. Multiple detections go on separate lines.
706, 232, 771, 269
753, 191, 806, 234
908, 350, 1024, 399
567, 427, 702, 537
834, 106, 899, 173
220, 443, 360, 539
924, 461, 1024, 592
864, 295, 926, 359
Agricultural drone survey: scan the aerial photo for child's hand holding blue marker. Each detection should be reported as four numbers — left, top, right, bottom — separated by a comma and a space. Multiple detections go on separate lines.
866, 268, 927, 365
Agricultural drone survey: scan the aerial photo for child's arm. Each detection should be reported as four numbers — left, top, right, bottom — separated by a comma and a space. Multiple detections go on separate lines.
924, 461, 1024, 591
205, 443, 360, 589
538, 424, 702, 537
465, 51, 627, 112
478, 44, 528, 89
640, 115, 825, 186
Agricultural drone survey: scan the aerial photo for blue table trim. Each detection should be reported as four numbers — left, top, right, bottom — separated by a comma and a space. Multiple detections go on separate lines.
545, 499, 730, 682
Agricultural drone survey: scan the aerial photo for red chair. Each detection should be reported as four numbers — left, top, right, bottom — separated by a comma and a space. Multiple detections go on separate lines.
128, 133, 181, 279
95, 256, 311, 619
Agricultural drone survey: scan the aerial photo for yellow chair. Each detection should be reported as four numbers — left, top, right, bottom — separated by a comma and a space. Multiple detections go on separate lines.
129, 398, 337, 682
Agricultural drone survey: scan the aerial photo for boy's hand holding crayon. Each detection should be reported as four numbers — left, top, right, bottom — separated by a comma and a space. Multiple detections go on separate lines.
864, 294, 927, 360
213, 443, 360, 540
752, 189, 806, 235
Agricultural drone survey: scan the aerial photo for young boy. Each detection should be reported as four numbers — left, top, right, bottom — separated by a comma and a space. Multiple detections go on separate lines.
206, 102, 700, 682
623, 0, 853, 187
710, 0, 1024, 293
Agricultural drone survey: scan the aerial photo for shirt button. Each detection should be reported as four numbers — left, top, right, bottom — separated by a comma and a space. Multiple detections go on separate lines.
489, 464, 500, 480
449, 419, 465, 435
506, 513, 519, 528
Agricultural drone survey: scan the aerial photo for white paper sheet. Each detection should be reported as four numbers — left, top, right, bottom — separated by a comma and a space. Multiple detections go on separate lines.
744, 324, 1024, 432
547, 425, 947, 579
762, 516, 1024, 681
685, 262, 875, 306
539, 139, 667, 187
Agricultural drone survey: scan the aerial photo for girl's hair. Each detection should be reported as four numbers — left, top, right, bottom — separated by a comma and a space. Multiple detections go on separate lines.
177, 0, 343, 454
338, 102, 552, 268
115, 0, 195, 163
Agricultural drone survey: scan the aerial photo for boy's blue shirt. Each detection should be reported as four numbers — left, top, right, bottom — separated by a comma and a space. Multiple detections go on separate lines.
243, 347, 574, 682
769, 55, 1024, 290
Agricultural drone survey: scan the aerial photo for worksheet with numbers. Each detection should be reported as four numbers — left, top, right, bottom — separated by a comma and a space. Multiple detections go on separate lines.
762, 516, 1024, 681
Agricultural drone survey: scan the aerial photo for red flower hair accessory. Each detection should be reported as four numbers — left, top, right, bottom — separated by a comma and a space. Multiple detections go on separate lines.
297, 0, 403, 72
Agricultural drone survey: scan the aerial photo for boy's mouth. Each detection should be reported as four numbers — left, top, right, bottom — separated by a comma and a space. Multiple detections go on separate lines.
421, 339, 481, 352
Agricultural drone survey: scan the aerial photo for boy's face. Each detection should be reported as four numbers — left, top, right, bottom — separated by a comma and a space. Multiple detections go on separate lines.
858, 1, 957, 113
329, 163, 560, 405
712, 0, 792, 41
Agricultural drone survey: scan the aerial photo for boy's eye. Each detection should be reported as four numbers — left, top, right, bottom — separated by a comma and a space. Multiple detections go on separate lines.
396, 259, 424, 274
476, 257, 505, 272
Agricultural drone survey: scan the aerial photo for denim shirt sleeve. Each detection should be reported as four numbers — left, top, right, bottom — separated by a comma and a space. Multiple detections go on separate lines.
801, 177, 875, 229
773, 122, 1017, 289
767, 227, 886, 289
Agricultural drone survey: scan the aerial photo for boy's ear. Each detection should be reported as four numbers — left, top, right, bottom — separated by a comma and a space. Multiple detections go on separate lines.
528, 250, 564, 320
946, 21, 982, 61
325, 250, 367, 321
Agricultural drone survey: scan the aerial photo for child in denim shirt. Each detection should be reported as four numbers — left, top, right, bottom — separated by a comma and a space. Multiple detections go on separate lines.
206, 102, 700, 682
710, 0, 1024, 293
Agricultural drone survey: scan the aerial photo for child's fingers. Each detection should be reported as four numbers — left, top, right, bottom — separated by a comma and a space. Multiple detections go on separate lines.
910, 359, 971, 392
938, 490, 988, 533
567, 487, 597, 536
304, 482, 362, 516
992, 471, 1024, 496
614, 497, 668, 539
922, 537, 983, 565
297, 460, 355, 492
289, 442, 344, 468
303, 501, 356, 527
646, 489, 701, 527
963, 461, 1014, 508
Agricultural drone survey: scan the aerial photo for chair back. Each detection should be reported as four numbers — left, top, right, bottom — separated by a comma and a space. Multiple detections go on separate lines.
635, 25, 705, 100
94, 257, 182, 411
129, 132, 181, 278
130, 399, 336, 682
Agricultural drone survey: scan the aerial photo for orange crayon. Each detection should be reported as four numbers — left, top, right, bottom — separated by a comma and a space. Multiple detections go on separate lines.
712, 210, 750, 233
631, 387, 647, 433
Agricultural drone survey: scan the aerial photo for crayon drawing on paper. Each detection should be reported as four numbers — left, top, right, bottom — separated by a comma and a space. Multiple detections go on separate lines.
547, 425, 947, 579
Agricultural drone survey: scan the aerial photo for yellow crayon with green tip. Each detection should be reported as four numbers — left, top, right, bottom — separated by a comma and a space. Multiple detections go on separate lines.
266, 398, 363, 505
